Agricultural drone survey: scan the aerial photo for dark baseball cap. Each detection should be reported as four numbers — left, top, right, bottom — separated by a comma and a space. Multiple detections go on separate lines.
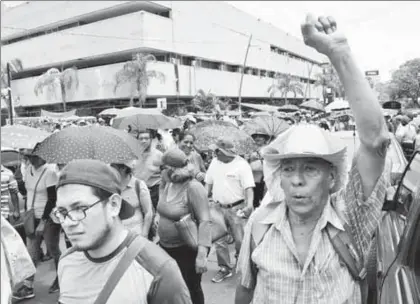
209, 139, 237, 157
57, 159, 134, 220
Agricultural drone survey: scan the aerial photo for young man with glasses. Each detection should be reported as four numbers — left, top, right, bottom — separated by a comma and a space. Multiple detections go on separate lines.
53, 159, 191, 304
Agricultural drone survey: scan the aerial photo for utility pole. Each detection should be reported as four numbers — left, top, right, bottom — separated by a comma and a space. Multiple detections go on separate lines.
237, 34, 252, 119
6, 63, 14, 125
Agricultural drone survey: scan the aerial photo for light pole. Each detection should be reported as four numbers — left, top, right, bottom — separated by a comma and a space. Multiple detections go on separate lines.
237, 34, 253, 119
6, 63, 14, 125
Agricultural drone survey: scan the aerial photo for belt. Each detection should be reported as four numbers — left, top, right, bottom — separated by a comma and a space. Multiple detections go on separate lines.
217, 200, 244, 209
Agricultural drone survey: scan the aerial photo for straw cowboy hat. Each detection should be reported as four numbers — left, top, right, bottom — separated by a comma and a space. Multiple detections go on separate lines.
261, 124, 347, 201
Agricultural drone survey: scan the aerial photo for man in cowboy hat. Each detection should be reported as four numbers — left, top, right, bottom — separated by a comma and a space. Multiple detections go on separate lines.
235, 14, 390, 304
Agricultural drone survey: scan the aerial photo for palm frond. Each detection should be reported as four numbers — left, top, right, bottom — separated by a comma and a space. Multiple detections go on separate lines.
34, 71, 60, 96
61, 67, 79, 91
147, 70, 166, 83
9, 58, 23, 73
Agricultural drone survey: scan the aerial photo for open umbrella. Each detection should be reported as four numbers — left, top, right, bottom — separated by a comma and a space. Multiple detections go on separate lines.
243, 116, 290, 139
300, 100, 325, 112
98, 108, 121, 116
32, 126, 143, 164
112, 107, 178, 130
1, 125, 51, 149
1, 148, 21, 167
188, 120, 257, 155
325, 99, 350, 112
278, 104, 299, 113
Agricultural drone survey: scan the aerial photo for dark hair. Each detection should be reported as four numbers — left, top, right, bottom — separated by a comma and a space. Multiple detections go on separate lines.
178, 131, 196, 142
91, 186, 116, 201
111, 163, 133, 176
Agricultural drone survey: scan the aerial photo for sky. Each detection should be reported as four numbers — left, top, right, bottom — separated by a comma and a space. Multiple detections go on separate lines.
3, 1, 419, 81
226, 1, 420, 81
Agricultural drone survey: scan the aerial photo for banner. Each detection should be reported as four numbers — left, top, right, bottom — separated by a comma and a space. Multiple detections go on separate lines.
40, 109, 77, 118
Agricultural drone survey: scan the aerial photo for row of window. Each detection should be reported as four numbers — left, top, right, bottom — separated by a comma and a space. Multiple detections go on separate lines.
154, 53, 316, 84
270, 45, 320, 66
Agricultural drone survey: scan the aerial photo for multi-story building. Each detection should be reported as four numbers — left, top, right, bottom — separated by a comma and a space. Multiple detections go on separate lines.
1, 1, 328, 116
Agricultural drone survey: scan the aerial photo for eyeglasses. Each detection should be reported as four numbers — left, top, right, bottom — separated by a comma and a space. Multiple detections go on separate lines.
51, 198, 106, 224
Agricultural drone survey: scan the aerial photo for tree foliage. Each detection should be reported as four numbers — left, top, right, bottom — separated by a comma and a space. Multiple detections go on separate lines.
1, 58, 23, 114
267, 73, 304, 105
314, 63, 344, 104
34, 67, 79, 112
388, 58, 420, 105
114, 53, 166, 107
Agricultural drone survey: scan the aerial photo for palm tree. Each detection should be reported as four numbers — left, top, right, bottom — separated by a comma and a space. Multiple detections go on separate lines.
1, 58, 23, 120
34, 67, 79, 112
114, 53, 166, 107
267, 73, 304, 105
314, 64, 345, 104
192, 89, 222, 113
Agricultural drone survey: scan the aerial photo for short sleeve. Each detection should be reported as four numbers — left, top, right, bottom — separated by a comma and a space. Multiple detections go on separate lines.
237, 217, 257, 289
204, 159, 216, 185
239, 160, 255, 189
148, 260, 192, 304
44, 167, 59, 188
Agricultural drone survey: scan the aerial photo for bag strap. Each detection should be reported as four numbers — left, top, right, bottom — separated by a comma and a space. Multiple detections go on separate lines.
326, 224, 368, 304
93, 234, 146, 304
134, 179, 144, 216
30, 167, 48, 210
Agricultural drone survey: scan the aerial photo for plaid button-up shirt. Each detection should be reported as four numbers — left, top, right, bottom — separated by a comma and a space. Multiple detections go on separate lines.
237, 163, 388, 304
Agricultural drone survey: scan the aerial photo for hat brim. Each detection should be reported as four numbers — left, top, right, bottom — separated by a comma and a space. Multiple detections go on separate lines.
208, 144, 236, 157
263, 150, 346, 166
119, 199, 135, 220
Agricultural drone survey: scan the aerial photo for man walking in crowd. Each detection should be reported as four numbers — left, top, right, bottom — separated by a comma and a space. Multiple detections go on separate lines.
236, 14, 390, 304
54, 159, 191, 304
13, 153, 61, 300
205, 139, 255, 283
1, 164, 20, 223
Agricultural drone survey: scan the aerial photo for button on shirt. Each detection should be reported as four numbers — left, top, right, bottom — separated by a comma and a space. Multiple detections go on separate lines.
205, 156, 255, 205
237, 163, 388, 304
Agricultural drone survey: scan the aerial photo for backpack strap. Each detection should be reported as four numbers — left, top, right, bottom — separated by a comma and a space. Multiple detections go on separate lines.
326, 223, 368, 304
93, 234, 146, 304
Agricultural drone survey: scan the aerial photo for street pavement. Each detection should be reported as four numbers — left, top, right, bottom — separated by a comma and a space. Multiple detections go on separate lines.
18, 236, 237, 304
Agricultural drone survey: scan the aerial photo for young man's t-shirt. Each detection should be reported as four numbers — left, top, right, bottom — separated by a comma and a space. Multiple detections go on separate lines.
205, 156, 255, 205
58, 232, 191, 304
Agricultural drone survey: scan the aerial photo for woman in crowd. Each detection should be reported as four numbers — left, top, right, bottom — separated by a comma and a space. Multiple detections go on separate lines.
248, 132, 271, 208
177, 131, 206, 183
157, 149, 211, 304
110, 161, 153, 238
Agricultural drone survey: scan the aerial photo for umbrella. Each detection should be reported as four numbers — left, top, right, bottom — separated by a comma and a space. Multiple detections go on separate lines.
325, 99, 350, 112
32, 126, 143, 164
243, 116, 290, 139
1, 148, 21, 167
112, 107, 176, 130
300, 100, 325, 112
1, 125, 51, 149
98, 108, 121, 116
278, 104, 299, 113
188, 120, 257, 156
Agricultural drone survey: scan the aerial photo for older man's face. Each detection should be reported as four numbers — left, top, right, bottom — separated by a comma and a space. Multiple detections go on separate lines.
280, 157, 334, 218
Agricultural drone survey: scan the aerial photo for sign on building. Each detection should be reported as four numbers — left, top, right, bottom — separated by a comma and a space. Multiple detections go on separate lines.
157, 98, 167, 110
365, 70, 379, 76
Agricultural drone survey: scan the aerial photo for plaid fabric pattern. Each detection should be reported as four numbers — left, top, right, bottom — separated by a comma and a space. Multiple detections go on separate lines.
1, 166, 18, 218
238, 162, 388, 304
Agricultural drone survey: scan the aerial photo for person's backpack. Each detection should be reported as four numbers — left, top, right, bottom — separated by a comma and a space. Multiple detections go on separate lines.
249, 200, 368, 304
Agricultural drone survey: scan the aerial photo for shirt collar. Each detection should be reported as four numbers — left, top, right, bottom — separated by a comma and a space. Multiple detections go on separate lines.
258, 197, 345, 231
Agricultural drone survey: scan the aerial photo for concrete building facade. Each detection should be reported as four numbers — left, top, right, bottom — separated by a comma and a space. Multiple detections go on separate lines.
1, 1, 328, 114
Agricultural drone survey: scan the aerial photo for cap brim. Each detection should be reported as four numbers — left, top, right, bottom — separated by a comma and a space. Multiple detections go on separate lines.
119, 199, 135, 220
208, 144, 218, 151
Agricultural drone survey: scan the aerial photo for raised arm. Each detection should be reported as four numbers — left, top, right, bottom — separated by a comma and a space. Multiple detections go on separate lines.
301, 14, 390, 198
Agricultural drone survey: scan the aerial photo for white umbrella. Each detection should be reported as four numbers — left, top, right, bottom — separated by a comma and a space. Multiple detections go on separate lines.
99, 108, 121, 116
325, 99, 350, 112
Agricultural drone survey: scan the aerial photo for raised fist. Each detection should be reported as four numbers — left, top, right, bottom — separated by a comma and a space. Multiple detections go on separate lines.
301, 14, 349, 56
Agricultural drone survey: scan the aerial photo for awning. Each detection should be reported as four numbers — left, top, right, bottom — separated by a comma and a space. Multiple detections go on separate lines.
40, 109, 77, 119
241, 102, 281, 112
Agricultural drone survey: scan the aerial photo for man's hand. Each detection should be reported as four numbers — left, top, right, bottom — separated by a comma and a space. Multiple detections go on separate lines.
36, 220, 46, 236
195, 249, 208, 274
237, 206, 253, 219
301, 14, 348, 56
12, 210, 20, 219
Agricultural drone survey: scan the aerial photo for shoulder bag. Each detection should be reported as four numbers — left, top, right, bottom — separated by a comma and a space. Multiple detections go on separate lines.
22, 167, 47, 236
